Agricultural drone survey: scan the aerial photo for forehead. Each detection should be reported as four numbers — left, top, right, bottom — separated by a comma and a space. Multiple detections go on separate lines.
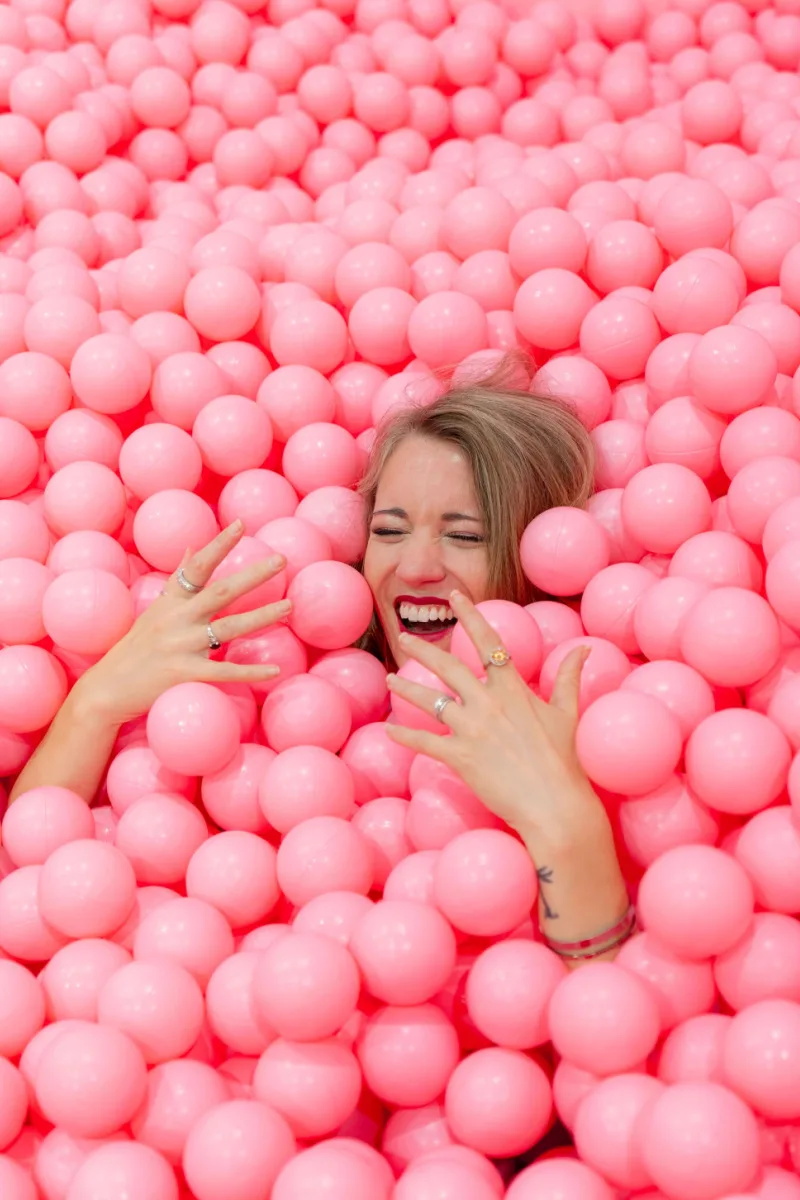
375, 436, 479, 509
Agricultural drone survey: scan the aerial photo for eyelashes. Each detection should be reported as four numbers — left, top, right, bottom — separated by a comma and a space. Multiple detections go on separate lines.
370, 528, 485, 544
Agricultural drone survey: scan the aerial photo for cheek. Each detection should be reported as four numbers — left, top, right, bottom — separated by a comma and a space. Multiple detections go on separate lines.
453, 550, 492, 601
362, 542, 387, 599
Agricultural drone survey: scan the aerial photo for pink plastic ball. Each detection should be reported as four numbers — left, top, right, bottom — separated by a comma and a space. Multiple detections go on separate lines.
184, 266, 261, 341
0, 960, 45, 1057
514, 268, 595, 352
638, 844, 755, 960
722, 999, 800, 1121
689, 325, 778, 415
577, 691, 683, 796
653, 258, 738, 336
506, 1159, 615, 1200
97, 958, 204, 1064
272, 1142, 392, 1200
35, 1023, 147, 1138
2, 785, 94, 867
70, 334, 152, 415
276, 815, 373, 906
0, 864, 67, 962
580, 296, 661, 381
734, 807, 800, 914
183, 1099, 296, 1200
686, 709, 791, 814
261, 674, 351, 753
253, 930, 360, 1041
253, 1037, 362, 1138
520, 507, 610, 597
42, 568, 133, 656
621, 464, 712, 554
548, 961, 662, 1075
0, 645, 67, 734
133, 489, 219, 572
44, 461, 127, 538
258, 745, 354, 833
349, 898, 456, 1004
133, 896, 235, 990
287, 561, 373, 649
186, 830, 280, 928
147, 682, 241, 776
680, 587, 781, 687
445, 1047, 552, 1158
356, 1002, 459, 1109
714, 912, 800, 1011
270, 299, 348, 375
433, 829, 537, 937
38, 839, 136, 939
580, 563, 654, 655
114, 793, 208, 885
639, 1082, 760, 1200
466, 939, 567, 1050
192, 396, 273, 478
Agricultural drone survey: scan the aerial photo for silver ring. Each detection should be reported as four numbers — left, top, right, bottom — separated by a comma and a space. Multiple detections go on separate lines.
207, 624, 221, 651
485, 647, 512, 669
433, 694, 453, 723
176, 566, 203, 594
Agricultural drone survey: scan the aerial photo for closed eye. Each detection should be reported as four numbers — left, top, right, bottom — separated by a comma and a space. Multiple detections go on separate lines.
370, 527, 484, 543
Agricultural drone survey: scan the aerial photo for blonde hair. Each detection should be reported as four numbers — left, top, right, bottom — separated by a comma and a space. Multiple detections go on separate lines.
359, 353, 595, 609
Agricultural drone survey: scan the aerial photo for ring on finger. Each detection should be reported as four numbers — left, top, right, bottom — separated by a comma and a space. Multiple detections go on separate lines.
176, 566, 203, 595
485, 646, 512, 669
433, 694, 453, 723
207, 624, 222, 652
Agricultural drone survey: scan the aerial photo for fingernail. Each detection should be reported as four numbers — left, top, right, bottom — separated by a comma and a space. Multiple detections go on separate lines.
386, 672, 396, 683
268, 555, 285, 570
264, 665, 280, 676
450, 590, 464, 602
277, 599, 292, 613
398, 632, 411, 643
230, 519, 243, 533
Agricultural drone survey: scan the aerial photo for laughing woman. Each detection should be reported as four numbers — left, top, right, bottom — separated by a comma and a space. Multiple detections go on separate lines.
9, 357, 632, 965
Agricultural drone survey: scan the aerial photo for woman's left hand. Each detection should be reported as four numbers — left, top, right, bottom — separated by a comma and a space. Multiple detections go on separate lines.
385, 590, 602, 844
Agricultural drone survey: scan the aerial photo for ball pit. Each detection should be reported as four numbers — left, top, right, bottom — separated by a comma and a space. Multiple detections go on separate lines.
4, 0, 800, 1196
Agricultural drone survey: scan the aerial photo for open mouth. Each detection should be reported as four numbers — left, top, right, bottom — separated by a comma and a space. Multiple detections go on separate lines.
394, 596, 458, 640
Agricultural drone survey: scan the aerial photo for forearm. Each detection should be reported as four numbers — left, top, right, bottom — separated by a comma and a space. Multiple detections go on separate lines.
518, 802, 630, 968
8, 678, 123, 806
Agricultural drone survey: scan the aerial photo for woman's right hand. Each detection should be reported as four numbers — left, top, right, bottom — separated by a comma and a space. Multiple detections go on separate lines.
75, 520, 291, 728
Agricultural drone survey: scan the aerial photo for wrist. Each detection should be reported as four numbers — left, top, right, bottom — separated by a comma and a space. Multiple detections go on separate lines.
68, 671, 126, 733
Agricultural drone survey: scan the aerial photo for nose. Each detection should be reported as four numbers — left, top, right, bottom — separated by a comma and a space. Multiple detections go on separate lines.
394, 529, 447, 587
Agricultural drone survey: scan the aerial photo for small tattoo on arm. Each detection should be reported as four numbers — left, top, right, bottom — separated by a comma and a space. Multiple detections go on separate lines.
536, 866, 559, 920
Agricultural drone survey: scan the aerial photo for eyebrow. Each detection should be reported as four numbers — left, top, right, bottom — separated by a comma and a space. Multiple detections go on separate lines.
373, 507, 482, 523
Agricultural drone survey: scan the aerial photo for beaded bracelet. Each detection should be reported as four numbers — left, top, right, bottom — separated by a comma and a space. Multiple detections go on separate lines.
541, 903, 637, 961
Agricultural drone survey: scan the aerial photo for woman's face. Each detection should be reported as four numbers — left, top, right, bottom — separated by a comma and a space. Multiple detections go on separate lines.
364, 435, 491, 668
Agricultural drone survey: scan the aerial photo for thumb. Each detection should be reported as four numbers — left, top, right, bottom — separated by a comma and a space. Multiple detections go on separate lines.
549, 645, 591, 719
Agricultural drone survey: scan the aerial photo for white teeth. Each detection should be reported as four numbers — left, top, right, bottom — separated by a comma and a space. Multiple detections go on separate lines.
398, 602, 455, 623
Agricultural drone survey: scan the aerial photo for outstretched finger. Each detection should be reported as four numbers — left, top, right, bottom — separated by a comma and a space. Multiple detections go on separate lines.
449, 591, 527, 693
384, 721, 459, 766
209, 598, 292, 644
549, 645, 591, 719
201, 659, 282, 685
165, 521, 244, 598
194, 551, 287, 617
